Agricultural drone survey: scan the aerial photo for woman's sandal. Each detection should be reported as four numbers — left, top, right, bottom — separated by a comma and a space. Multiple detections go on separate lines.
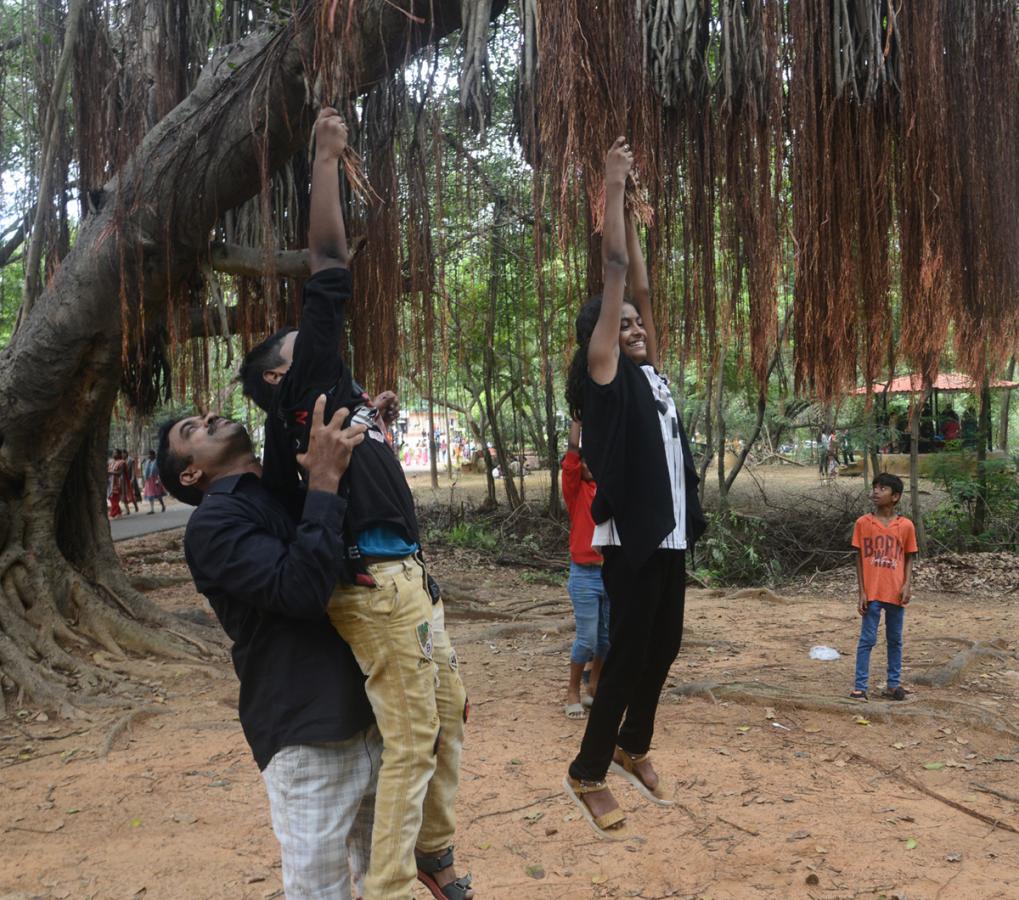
609, 748, 675, 806
415, 847, 473, 900
562, 775, 628, 839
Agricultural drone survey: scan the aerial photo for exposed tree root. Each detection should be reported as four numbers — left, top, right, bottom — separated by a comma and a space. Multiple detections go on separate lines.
474, 618, 573, 641
725, 588, 793, 604
0, 536, 220, 718
912, 639, 1013, 688
849, 753, 1019, 834
100, 705, 169, 758
672, 680, 1019, 739
91, 651, 228, 682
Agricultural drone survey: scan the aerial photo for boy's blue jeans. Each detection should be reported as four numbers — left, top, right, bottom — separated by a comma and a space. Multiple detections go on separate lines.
567, 562, 610, 664
854, 601, 905, 691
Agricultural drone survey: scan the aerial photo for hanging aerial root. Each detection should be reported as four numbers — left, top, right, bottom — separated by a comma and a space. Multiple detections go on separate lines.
589, 174, 654, 235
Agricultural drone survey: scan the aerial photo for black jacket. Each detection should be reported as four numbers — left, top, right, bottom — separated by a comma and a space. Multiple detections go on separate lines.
184, 474, 373, 770
583, 355, 707, 569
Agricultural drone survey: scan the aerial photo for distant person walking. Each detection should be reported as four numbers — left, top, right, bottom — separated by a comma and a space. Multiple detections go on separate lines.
108, 450, 128, 518
142, 450, 166, 513
125, 451, 141, 513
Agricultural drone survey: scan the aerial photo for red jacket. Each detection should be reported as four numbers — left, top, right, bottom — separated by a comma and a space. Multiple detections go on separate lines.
561, 450, 603, 565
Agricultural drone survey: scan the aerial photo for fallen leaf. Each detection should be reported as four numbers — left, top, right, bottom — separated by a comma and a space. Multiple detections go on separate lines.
65, 808, 80, 815
815, 846, 829, 854
737, 726, 751, 733
804, 726, 822, 734
905, 838, 918, 850
525, 865, 545, 880
892, 742, 905, 750
923, 762, 945, 770
130, 817, 142, 828
946, 853, 962, 863
591, 875, 608, 885
855, 717, 871, 726
477, 842, 491, 850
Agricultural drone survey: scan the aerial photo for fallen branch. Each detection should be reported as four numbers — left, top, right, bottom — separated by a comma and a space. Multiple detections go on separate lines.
466, 792, 559, 826
848, 753, 1019, 834
672, 680, 1019, 739
970, 782, 1019, 805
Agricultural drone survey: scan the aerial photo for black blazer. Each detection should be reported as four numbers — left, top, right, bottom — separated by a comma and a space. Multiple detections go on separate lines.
583, 355, 706, 570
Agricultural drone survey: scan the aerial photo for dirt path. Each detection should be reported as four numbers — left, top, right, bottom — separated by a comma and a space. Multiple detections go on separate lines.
3, 492, 1019, 898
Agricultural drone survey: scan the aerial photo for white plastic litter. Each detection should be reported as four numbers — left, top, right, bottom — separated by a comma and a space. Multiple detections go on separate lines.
809, 645, 840, 661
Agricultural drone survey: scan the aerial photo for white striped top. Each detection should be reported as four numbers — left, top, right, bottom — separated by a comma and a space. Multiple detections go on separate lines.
592, 364, 687, 551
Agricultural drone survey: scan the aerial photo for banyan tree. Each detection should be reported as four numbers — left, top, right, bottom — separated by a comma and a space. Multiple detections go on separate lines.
0, 0, 1017, 713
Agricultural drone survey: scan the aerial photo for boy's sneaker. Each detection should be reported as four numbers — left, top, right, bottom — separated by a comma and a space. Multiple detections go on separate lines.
883, 686, 907, 701
849, 690, 868, 701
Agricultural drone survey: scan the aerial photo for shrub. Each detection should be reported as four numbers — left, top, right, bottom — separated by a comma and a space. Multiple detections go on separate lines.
924, 451, 1019, 552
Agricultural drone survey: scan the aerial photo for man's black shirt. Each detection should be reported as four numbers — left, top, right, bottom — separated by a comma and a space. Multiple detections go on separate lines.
262, 266, 420, 549
184, 472, 373, 770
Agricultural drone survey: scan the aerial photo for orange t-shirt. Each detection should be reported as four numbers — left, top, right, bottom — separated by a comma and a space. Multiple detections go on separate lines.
851, 514, 918, 605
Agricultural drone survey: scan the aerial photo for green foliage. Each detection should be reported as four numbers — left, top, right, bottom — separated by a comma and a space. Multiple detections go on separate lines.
924, 452, 1019, 551
520, 569, 565, 587
692, 510, 785, 586
445, 521, 500, 551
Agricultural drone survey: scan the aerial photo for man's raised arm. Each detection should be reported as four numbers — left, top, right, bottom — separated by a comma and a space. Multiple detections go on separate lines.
308, 108, 350, 274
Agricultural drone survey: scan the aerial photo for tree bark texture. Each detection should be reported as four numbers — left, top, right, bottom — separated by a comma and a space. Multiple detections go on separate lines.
0, 0, 493, 714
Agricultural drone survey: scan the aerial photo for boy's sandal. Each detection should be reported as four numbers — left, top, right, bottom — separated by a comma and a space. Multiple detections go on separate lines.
609, 748, 675, 806
415, 847, 473, 900
564, 702, 587, 720
849, 690, 868, 701
581, 694, 595, 709
562, 775, 628, 839
882, 686, 907, 701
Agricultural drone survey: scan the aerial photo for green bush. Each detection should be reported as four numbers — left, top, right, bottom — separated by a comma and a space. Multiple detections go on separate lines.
445, 522, 501, 551
692, 510, 784, 586
924, 452, 1019, 551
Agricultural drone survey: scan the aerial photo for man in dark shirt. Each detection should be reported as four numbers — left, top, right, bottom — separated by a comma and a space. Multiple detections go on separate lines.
157, 396, 379, 898
238, 109, 471, 900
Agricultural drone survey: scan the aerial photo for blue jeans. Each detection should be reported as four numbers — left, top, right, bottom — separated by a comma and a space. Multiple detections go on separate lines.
854, 601, 905, 691
567, 562, 610, 665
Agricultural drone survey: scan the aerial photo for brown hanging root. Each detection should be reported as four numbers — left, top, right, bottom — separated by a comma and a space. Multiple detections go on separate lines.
341, 146, 382, 206
589, 174, 654, 235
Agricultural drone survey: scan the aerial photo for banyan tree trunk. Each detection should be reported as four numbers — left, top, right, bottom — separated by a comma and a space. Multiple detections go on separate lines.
0, 0, 498, 715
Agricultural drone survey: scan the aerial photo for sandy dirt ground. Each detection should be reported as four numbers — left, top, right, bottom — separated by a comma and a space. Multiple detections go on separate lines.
2, 468, 1018, 899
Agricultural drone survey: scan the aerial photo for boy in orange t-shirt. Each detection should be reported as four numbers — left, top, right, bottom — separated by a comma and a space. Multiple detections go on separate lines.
850, 473, 918, 701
